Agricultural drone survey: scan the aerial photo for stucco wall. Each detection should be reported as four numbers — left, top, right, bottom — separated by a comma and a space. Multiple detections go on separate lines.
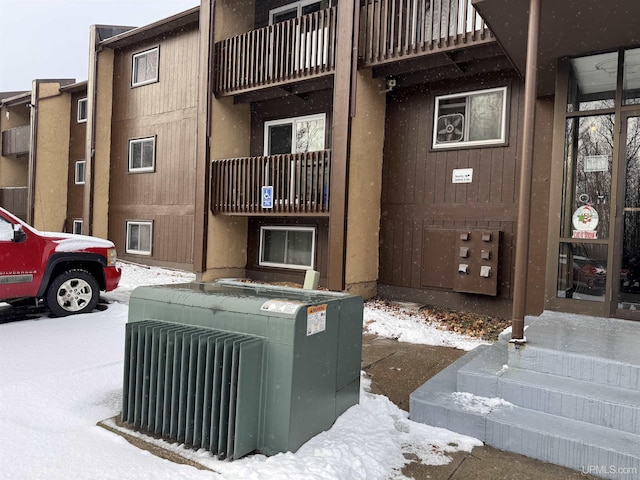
32, 82, 71, 231
203, 96, 251, 280
344, 69, 386, 298
214, 0, 254, 41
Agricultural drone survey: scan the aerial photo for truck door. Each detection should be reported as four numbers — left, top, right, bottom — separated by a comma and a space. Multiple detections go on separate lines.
0, 216, 41, 299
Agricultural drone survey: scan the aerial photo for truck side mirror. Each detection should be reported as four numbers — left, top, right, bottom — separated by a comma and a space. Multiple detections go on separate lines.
13, 224, 27, 243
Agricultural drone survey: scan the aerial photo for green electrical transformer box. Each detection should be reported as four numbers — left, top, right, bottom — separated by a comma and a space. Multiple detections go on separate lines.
122, 280, 363, 460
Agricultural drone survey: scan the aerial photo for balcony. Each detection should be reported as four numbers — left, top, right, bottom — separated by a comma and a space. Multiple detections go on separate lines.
211, 150, 331, 215
214, 7, 337, 97
359, 0, 494, 67
1, 125, 30, 157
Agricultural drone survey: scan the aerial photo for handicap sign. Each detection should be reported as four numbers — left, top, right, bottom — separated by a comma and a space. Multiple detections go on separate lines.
262, 186, 273, 209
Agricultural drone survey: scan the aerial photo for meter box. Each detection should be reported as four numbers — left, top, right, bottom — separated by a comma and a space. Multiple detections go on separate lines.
452, 229, 502, 296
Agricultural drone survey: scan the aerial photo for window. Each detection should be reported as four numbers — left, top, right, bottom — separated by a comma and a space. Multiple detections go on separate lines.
72, 219, 83, 235
269, 0, 323, 24
0, 217, 13, 241
75, 160, 86, 184
77, 98, 87, 123
131, 47, 159, 87
263, 114, 328, 205
128, 137, 156, 172
433, 86, 507, 149
126, 221, 153, 255
259, 226, 315, 269
264, 114, 326, 155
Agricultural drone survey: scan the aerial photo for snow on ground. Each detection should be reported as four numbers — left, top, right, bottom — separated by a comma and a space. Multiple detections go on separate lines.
363, 302, 489, 351
0, 262, 484, 480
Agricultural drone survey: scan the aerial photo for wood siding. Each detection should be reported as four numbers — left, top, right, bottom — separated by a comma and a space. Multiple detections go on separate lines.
66, 91, 86, 231
109, 26, 199, 268
379, 75, 524, 308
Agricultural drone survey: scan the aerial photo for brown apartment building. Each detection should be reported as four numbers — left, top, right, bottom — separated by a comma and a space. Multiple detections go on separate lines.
201, 0, 640, 323
201, 0, 534, 317
0, 79, 83, 229
4, 0, 639, 324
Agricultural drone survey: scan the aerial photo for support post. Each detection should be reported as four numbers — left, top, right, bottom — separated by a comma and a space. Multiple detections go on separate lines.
511, 0, 541, 342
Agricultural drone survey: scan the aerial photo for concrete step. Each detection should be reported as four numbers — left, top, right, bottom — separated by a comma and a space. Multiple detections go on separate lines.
411, 354, 640, 479
509, 312, 640, 391
487, 404, 640, 480
497, 367, 640, 436
456, 344, 640, 435
508, 344, 640, 392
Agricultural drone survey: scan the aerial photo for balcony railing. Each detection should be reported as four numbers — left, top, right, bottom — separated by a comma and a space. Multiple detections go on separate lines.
0, 187, 28, 220
359, 0, 493, 66
211, 150, 331, 215
1, 125, 30, 157
214, 7, 337, 96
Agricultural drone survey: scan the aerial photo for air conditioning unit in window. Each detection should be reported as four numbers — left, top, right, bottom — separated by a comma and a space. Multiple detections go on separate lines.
436, 113, 464, 143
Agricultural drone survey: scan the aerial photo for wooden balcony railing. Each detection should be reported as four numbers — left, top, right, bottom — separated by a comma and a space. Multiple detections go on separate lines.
0, 187, 28, 220
211, 150, 331, 215
359, 0, 493, 66
1, 125, 30, 157
214, 7, 337, 96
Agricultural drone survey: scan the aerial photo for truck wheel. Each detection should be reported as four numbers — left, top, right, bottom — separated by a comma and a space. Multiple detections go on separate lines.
46, 270, 100, 316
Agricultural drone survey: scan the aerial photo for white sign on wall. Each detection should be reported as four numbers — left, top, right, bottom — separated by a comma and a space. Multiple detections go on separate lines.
452, 168, 473, 184
583, 155, 609, 173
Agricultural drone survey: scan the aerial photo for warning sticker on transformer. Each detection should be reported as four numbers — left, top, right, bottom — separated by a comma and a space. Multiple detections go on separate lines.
260, 299, 302, 315
306, 304, 327, 336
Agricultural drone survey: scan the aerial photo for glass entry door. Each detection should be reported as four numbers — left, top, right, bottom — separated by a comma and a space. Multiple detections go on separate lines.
615, 113, 640, 317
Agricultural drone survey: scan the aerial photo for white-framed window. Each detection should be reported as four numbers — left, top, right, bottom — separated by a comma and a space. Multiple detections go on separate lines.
126, 220, 153, 255
264, 113, 326, 155
128, 137, 156, 172
75, 160, 86, 184
77, 98, 88, 123
72, 219, 83, 235
432, 86, 508, 149
259, 226, 315, 269
131, 47, 159, 87
269, 0, 323, 24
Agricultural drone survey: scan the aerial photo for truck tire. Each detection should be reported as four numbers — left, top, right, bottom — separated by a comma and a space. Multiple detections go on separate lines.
46, 269, 100, 317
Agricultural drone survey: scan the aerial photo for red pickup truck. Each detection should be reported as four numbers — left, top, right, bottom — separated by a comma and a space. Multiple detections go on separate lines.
0, 207, 121, 316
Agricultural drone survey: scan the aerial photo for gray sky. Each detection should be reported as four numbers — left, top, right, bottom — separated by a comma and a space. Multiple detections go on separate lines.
0, 0, 200, 92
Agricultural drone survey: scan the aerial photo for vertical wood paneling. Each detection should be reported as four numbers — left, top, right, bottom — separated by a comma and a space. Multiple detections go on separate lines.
379, 77, 524, 300
109, 25, 198, 267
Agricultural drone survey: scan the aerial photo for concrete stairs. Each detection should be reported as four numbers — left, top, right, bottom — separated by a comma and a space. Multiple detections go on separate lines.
410, 311, 640, 479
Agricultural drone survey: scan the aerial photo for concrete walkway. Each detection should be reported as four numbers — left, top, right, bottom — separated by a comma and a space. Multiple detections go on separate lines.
361, 334, 598, 480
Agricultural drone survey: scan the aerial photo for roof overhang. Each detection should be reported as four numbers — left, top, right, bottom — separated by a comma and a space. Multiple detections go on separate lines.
0, 91, 30, 107
59, 81, 88, 94
100, 6, 200, 50
472, 0, 640, 95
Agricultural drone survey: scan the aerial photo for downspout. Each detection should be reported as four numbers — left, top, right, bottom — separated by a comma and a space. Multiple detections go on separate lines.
193, 0, 215, 273
511, 0, 541, 342
327, 0, 358, 291
26, 82, 39, 225
86, 42, 102, 235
